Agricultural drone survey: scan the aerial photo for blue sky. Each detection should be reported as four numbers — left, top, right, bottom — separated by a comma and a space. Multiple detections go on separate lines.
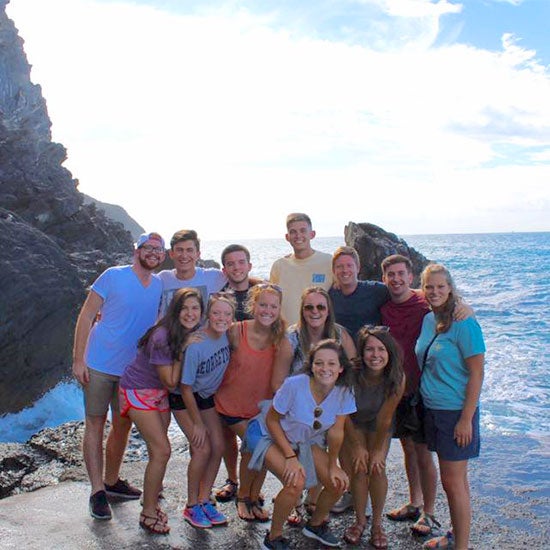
7, 0, 550, 240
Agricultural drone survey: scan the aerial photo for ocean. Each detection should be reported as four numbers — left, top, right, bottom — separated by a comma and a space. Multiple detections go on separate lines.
1, 232, 548, 502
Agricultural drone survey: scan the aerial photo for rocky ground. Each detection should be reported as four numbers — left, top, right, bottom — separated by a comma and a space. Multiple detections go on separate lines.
0, 421, 547, 549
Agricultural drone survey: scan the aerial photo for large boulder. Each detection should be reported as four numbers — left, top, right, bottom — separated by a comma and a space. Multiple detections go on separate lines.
345, 222, 430, 286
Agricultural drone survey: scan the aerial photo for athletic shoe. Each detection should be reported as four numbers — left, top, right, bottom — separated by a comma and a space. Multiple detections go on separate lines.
330, 491, 353, 513
89, 490, 112, 520
261, 532, 290, 550
201, 501, 228, 526
104, 478, 142, 499
183, 503, 212, 529
302, 521, 341, 547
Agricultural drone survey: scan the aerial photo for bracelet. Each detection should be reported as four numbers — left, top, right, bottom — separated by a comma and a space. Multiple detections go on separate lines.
285, 454, 297, 460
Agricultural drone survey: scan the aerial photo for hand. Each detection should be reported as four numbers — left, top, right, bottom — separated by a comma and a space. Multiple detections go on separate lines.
454, 416, 473, 447
72, 359, 90, 385
369, 450, 386, 476
452, 300, 474, 321
282, 456, 305, 487
328, 464, 349, 492
352, 446, 369, 474
191, 422, 208, 448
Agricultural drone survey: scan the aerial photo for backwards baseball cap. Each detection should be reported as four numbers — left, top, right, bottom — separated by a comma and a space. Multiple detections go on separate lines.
135, 232, 165, 250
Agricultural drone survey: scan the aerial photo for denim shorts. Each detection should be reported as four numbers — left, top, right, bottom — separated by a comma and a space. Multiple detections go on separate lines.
424, 407, 480, 461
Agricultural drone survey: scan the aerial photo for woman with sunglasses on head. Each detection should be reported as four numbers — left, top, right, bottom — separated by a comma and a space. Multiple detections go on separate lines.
170, 292, 235, 530
343, 326, 405, 548
271, 286, 356, 525
214, 283, 286, 522
246, 339, 356, 549
118, 287, 204, 535
417, 264, 485, 550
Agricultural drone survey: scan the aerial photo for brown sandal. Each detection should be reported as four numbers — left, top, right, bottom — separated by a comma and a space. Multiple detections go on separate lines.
139, 512, 170, 535
235, 497, 255, 521
386, 503, 421, 521
287, 504, 305, 527
251, 500, 270, 522
215, 479, 238, 502
370, 524, 388, 549
344, 521, 366, 545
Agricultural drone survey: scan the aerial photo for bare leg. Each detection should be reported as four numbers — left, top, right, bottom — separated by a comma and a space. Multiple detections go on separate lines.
366, 432, 391, 529
104, 410, 132, 485
197, 407, 225, 502
439, 459, 471, 550
400, 437, 423, 507
221, 425, 239, 483
83, 414, 107, 494
416, 442, 437, 515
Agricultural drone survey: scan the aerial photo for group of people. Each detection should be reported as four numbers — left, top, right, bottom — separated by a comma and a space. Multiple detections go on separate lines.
73, 213, 485, 550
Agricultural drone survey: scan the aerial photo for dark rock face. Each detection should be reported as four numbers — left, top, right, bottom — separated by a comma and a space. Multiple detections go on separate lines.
0, 3, 139, 414
345, 222, 430, 286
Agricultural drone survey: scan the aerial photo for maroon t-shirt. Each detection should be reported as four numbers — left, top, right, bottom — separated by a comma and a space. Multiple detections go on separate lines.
381, 292, 430, 395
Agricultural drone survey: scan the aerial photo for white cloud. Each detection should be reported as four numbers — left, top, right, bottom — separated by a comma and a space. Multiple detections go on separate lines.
6, 0, 550, 240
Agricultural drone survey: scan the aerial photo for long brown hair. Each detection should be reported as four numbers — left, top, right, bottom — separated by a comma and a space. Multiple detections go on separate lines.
303, 338, 354, 388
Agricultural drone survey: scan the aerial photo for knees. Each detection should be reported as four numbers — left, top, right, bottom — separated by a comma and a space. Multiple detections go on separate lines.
148, 442, 171, 464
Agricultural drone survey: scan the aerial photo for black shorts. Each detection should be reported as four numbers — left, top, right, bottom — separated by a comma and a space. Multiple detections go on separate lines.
168, 392, 215, 411
393, 395, 426, 444
219, 413, 248, 426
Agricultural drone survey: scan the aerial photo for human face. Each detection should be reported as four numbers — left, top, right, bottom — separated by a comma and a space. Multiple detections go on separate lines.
208, 300, 233, 335
169, 239, 200, 277
136, 239, 165, 271
222, 251, 251, 286
302, 293, 329, 330
285, 221, 315, 255
332, 254, 359, 290
253, 290, 281, 327
383, 262, 413, 302
311, 348, 343, 389
363, 335, 389, 373
423, 272, 451, 309
179, 297, 202, 330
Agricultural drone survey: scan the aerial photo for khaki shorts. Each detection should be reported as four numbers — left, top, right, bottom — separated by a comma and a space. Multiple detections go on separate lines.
83, 368, 121, 416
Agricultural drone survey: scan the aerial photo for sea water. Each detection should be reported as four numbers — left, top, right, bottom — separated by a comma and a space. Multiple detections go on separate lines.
1, 232, 549, 491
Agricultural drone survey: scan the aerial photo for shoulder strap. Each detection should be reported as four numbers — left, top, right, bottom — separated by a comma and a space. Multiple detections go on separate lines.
419, 333, 438, 388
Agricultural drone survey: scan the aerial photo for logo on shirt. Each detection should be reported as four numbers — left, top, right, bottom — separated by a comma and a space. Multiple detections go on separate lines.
312, 273, 326, 283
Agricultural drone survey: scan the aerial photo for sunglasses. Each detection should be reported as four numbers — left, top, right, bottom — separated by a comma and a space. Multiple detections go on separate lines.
363, 324, 390, 333
303, 304, 327, 312
257, 283, 283, 294
313, 406, 323, 430
139, 244, 164, 253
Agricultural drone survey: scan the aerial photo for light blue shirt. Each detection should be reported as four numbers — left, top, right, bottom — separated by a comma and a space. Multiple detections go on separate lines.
416, 314, 485, 410
86, 266, 162, 376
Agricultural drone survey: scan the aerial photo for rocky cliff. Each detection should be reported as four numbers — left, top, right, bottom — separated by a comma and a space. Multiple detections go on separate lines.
0, 1, 138, 414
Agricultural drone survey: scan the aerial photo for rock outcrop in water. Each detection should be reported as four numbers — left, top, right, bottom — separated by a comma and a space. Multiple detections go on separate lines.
345, 222, 429, 285
0, 1, 139, 414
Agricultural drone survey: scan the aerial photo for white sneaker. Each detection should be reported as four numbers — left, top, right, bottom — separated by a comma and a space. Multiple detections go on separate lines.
331, 491, 353, 513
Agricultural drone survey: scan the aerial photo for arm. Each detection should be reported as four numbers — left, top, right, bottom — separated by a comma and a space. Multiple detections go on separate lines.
157, 332, 204, 391
271, 337, 294, 393
266, 405, 305, 486
325, 415, 350, 491
454, 353, 484, 447
345, 416, 369, 473
370, 376, 405, 474
452, 299, 474, 322
72, 290, 104, 385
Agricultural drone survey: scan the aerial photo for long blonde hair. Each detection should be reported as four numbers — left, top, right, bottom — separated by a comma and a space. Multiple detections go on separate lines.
421, 263, 460, 334
245, 284, 287, 346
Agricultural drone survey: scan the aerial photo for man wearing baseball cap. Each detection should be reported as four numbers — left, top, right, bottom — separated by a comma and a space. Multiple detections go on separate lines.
72, 232, 166, 520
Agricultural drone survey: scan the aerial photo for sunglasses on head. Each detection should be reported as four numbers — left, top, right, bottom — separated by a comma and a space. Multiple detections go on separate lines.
257, 283, 283, 294
363, 324, 390, 333
303, 304, 327, 312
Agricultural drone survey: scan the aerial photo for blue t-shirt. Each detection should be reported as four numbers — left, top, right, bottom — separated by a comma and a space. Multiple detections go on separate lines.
329, 280, 389, 340
416, 314, 485, 410
86, 266, 163, 376
181, 332, 231, 398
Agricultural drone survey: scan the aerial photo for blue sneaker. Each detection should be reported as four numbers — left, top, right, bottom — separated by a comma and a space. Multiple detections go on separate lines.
303, 521, 341, 547
201, 500, 228, 526
183, 503, 212, 529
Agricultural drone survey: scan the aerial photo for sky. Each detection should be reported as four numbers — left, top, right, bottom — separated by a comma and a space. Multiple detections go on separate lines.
6, 0, 550, 241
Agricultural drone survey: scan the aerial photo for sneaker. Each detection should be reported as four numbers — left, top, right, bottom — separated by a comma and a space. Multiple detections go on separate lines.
302, 521, 341, 547
331, 491, 353, 513
89, 490, 112, 520
104, 478, 141, 500
201, 500, 228, 526
183, 503, 212, 529
262, 531, 291, 550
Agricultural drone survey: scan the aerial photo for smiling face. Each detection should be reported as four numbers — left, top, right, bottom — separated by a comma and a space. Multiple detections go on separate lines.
178, 296, 202, 330
311, 348, 343, 389
362, 334, 389, 373
136, 238, 165, 271
422, 272, 452, 310
207, 299, 234, 335
222, 250, 251, 286
253, 289, 281, 327
169, 239, 200, 278
302, 291, 329, 330
285, 220, 315, 256
383, 261, 414, 303
332, 253, 359, 290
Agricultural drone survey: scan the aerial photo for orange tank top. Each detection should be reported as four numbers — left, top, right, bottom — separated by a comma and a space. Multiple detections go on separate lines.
214, 321, 276, 419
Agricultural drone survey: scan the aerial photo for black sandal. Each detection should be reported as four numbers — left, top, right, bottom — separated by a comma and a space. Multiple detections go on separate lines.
235, 497, 254, 521
139, 512, 170, 535
215, 479, 238, 502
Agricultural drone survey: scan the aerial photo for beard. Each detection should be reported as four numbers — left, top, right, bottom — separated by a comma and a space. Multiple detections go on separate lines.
138, 254, 161, 271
